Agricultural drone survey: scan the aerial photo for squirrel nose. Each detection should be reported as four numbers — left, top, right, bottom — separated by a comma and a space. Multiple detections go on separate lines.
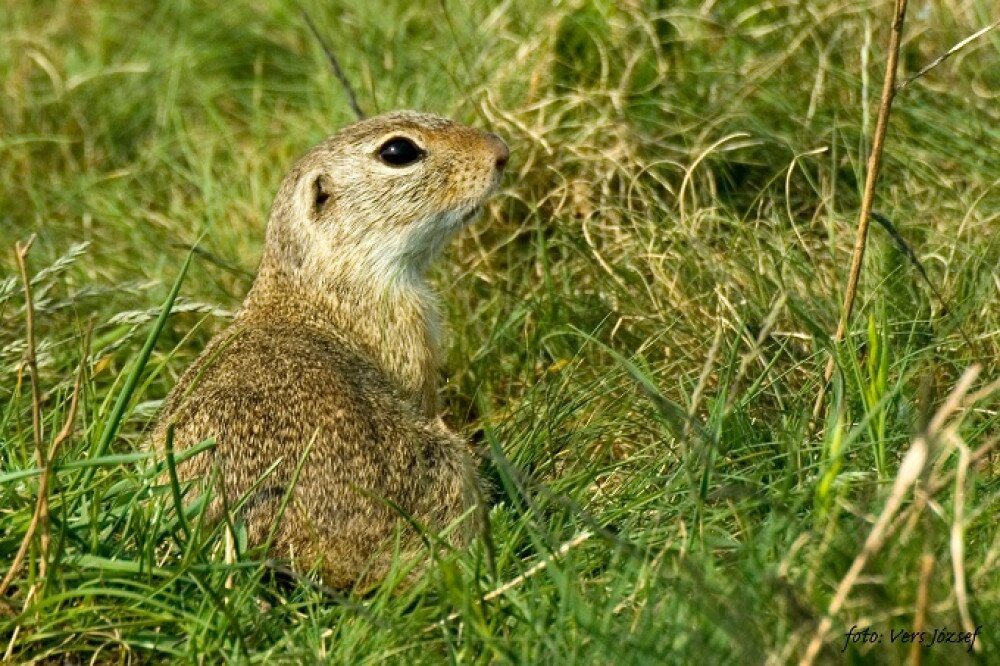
486, 133, 509, 171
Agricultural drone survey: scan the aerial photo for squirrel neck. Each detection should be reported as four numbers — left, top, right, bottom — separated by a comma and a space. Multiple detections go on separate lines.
240, 253, 443, 417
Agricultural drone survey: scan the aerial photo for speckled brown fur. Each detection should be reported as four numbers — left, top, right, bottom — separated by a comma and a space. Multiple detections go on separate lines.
151, 111, 509, 589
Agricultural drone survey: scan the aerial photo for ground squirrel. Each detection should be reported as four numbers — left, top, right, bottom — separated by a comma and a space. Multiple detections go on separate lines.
152, 111, 509, 589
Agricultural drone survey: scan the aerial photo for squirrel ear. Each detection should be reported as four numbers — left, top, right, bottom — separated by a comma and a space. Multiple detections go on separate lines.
311, 174, 334, 214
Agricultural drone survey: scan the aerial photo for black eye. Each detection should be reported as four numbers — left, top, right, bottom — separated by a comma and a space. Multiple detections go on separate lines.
378, 137, 425, 166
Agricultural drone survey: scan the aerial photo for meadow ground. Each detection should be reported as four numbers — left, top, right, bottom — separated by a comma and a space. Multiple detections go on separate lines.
1, 1, 998, 663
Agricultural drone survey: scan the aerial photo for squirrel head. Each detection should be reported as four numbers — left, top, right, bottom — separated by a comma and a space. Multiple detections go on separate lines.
263, 111, 508, 291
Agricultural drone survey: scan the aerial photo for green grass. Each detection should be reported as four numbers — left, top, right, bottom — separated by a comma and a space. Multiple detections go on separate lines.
2, 0, 999, 663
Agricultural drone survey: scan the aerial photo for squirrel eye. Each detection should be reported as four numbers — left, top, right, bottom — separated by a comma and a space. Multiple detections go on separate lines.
377, 137, 425, 166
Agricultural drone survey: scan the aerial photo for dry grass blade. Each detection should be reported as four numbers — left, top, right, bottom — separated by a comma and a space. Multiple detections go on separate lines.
14, 237, 42, 479
683, 323, 723, 443
897, 17, 1000, 91
799, 364, 981, 665
424, 530, 594, 633
0, 249, 88, 613
0, 332, 88, 610
1, 238, 43, 603
947, 431, 978, 650
721, 293, 787, 417
811, 0, 909, 431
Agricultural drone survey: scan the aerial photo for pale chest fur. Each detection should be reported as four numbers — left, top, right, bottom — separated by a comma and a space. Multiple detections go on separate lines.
364, 283, 443, 416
